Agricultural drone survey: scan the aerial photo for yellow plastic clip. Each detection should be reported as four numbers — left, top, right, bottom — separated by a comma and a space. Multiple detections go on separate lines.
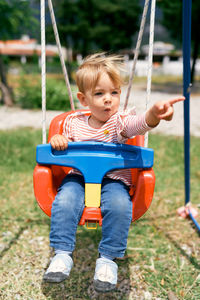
85, 183, 101, 207
86, 221, 98, 230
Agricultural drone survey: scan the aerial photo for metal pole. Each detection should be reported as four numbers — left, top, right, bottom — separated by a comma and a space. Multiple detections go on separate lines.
183, 0, 200, 233
182, 0, 192, 205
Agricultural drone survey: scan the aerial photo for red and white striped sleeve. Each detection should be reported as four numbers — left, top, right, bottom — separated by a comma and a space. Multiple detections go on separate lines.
117, 109, 152, 142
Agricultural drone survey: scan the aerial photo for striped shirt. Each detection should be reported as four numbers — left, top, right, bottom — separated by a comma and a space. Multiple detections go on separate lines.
63, 109, 152, 186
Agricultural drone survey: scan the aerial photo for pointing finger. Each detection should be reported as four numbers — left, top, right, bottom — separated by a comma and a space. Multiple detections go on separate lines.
168, 96, 185, 106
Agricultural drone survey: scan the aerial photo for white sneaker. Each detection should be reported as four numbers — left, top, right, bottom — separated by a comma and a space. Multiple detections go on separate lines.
43, 253, 73, 283
93, 257, 118, 292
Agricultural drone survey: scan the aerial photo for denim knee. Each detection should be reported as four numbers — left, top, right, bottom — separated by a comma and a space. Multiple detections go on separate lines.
50, 174, 85, 251
99, 178, 132, 258
110, 190, 131, 216
101, 179, 132, 220
52, 175, 85, 220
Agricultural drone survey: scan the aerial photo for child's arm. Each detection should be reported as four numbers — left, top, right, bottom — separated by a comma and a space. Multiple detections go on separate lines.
50, 134, 68, 151
145, 96, 185, 128
118, 96, 185, 140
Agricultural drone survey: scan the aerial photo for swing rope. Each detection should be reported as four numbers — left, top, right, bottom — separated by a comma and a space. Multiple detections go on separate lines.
40, 0, 75, 144
124, 0, 156, 147
47, 0, 75, 111
41, 0, 46, 144
144, 0, 156, 148
124, 0, 150, 111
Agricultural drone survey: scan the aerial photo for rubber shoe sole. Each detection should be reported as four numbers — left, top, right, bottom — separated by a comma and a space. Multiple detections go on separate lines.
94, 279, 116, 293
43, 253, 73, 283
43, 271, 69, 283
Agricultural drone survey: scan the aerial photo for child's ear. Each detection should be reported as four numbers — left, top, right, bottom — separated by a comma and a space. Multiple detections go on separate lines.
77, 92, 88, 107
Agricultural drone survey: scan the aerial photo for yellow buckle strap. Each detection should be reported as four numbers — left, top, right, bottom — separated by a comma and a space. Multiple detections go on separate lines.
85, 183, 101, 207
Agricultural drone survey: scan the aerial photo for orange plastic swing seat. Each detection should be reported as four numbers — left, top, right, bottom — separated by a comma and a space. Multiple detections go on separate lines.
33, 110, 155, 225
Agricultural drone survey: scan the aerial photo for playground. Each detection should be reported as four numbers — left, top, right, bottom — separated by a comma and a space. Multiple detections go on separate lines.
0, 0, 200, 299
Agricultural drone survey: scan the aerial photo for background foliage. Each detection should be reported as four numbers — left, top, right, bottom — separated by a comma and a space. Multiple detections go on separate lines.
47, 0, 141, 55
158, 0, 200, 82
17, 77, 72, 110
0, 0, 39, 105
0, 0, 38, 40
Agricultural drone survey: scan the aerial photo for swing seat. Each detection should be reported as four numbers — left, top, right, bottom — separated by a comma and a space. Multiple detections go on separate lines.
33, 110, 155, 225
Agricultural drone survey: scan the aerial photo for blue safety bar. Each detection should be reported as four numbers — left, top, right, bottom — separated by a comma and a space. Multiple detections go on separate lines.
36, 142, 154, 183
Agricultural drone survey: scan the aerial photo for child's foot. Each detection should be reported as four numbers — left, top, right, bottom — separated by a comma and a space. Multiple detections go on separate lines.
43, 253, 73, 283
93, 257, 118, 292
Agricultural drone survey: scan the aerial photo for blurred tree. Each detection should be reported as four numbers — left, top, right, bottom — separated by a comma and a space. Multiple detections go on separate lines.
158, 0, 200, 83
0, 0, 38, 106
48, 0, 141, 56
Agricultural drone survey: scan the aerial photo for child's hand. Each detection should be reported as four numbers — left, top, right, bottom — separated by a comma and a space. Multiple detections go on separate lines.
146, 96, 185, 127
50, 134, 68, 151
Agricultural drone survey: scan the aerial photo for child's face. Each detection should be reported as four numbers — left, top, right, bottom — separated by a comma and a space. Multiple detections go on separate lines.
77, 72, 121, 128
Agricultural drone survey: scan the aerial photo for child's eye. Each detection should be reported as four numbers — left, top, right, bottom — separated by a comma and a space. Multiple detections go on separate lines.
94, 92, 103, 96
112, 91, 119, 95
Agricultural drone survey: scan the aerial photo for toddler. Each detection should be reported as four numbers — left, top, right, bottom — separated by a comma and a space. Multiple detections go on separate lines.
43, 53, 184, 292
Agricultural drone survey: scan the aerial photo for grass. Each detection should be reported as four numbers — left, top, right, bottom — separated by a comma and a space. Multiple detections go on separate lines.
0, 129, 200, 299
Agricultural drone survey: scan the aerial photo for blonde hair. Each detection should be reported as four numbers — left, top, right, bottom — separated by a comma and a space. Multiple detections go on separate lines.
76, 53, 124, 93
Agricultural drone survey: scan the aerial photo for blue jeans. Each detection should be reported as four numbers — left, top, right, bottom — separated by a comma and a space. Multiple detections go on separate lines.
50, 174, 132, 258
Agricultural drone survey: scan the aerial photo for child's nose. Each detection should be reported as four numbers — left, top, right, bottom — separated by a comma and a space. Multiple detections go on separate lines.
104, 93, 112, 103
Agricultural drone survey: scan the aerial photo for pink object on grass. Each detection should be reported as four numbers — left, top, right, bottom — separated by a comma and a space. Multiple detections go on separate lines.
177, 206, 198, 219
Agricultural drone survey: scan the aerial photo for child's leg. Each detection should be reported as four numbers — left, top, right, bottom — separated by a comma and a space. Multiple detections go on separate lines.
94, 178, 132, 292
44, 174, 85, 283
50, 174, 85, 252
99, 178, 132, 258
